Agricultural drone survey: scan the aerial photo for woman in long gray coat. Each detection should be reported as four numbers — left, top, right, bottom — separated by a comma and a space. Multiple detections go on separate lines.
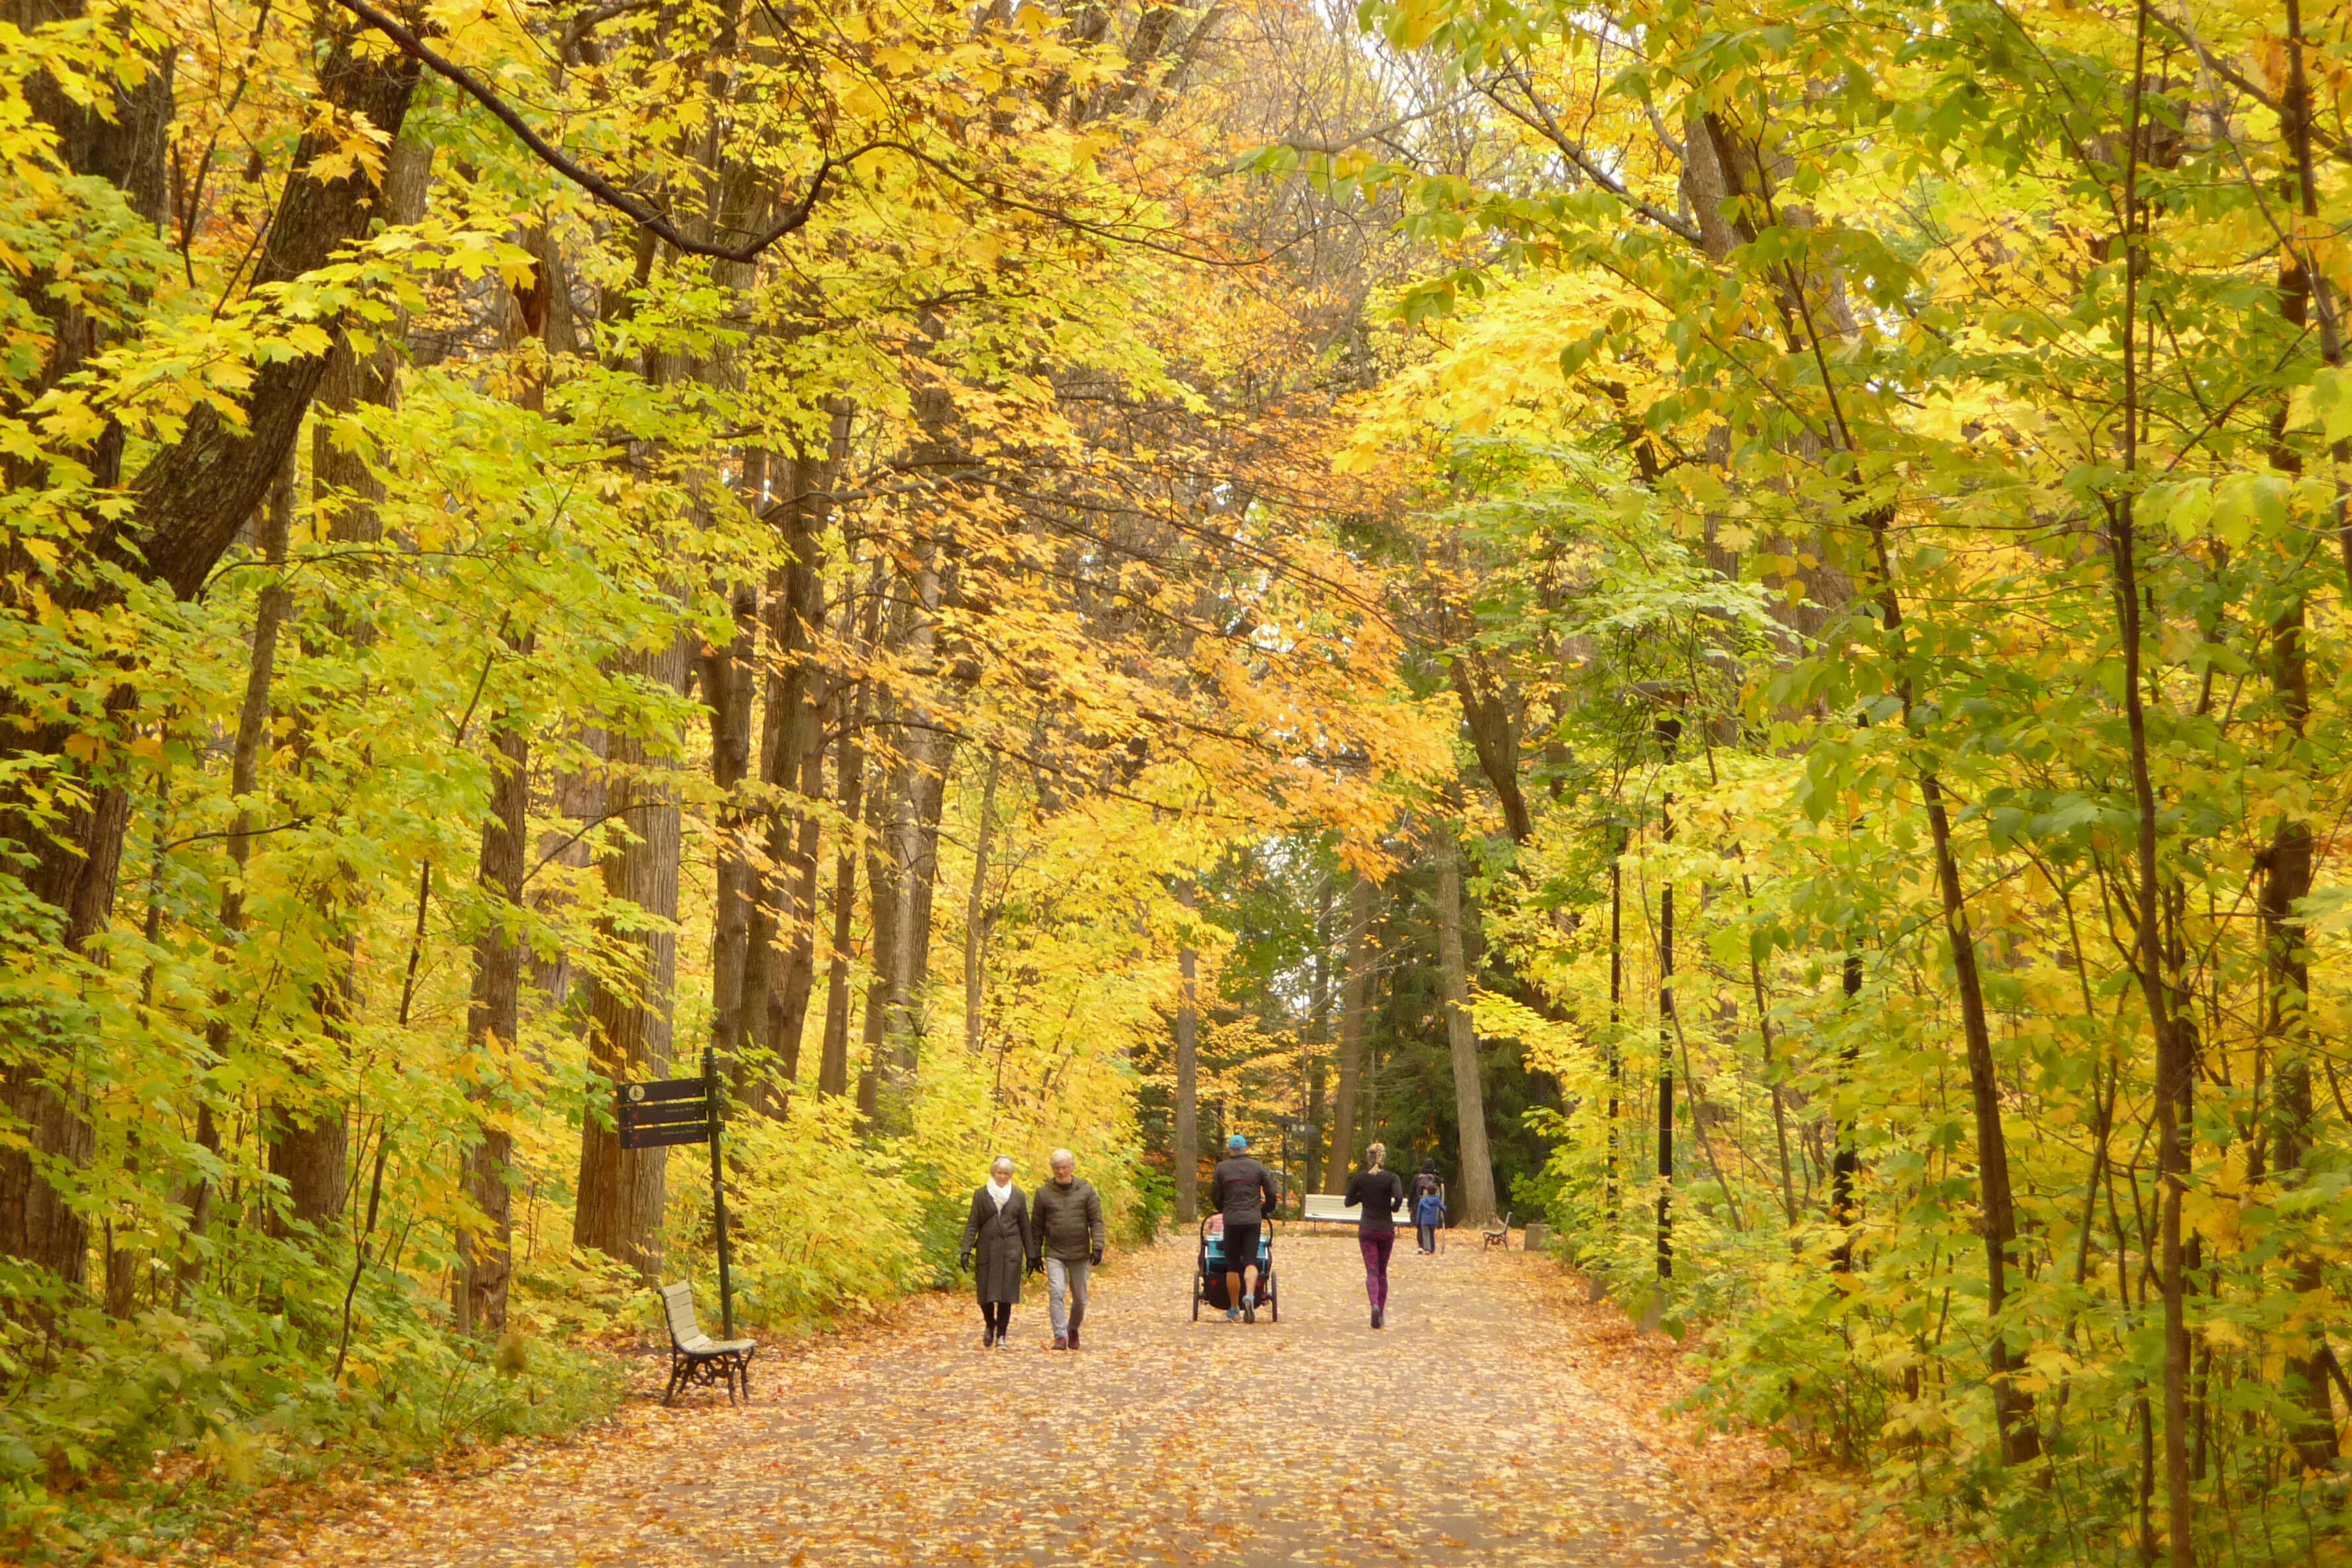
959, 1156, 1035, 1348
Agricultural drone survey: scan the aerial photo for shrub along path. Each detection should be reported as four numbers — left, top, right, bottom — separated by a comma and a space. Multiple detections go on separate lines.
223, 1235, 1795, 1567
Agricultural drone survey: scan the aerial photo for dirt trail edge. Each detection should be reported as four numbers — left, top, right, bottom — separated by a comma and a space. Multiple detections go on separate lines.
231, 1235, 1755, 1567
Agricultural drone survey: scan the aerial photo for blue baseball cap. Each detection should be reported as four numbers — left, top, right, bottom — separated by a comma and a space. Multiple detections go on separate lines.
1227, 1134, 1248, 1152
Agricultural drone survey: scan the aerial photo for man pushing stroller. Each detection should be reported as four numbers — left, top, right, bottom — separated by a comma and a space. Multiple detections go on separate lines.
1207, 1134, 1278, 1322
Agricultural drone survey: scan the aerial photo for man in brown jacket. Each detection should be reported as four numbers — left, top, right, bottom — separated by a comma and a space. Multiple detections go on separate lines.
1031, 1148, 1106, 1349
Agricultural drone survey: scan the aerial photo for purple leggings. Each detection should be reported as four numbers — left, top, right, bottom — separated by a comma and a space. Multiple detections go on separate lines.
1359, 1232, 1395, 1308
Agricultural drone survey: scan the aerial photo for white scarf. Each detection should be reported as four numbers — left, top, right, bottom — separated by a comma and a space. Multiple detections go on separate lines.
987, 1178, 1014, 1212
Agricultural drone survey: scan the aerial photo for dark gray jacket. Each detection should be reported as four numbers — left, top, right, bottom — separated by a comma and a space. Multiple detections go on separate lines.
1209, 1156, 1278, 1223
1031, 1176, 1105, 1262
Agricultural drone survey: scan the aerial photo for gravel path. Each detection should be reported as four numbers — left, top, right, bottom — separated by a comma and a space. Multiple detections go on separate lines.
238, 1232, 1722, 1567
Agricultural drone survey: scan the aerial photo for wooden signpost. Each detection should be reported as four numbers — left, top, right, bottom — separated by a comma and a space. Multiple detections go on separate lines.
616, 1049, 736, 1336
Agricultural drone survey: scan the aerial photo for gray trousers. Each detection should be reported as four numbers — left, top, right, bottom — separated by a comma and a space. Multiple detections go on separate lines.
1044, 1256, 1090, 1335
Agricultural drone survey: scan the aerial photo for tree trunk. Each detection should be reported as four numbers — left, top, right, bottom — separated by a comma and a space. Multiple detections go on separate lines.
1605, 827, 1623, 1219
1831, 944, 1864, 1271
1431, 821, 1498, 1226
269, 133, 435, 1247
770, 733, 826, 1085
820, 686, 867, 1099
857, 713, 900, 1123
1656, 761, 1677, 1278
172, 459, 296, 1298
456, 249, 545, 1325
963, 753, 1001, 1054
2109, 55, 2188, 1547
701, 564, 761, 1075
1449, 654, 1531, 843
755, 443, 843, 1091
457, 696, 529, 1336
2260, 85, 2337, 1469
1174, 878, 1200, 1223
884, 545, 953, 1087
1304, 874, 1332, 1190
1330, 871, 1374, 1182
572, 636, 691, 1280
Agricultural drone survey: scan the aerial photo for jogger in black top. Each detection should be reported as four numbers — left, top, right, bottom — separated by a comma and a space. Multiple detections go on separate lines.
1345, 1143, 1406, 1328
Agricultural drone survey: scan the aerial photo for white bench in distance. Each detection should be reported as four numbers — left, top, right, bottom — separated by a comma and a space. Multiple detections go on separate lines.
1299, 1193, 1408, 1227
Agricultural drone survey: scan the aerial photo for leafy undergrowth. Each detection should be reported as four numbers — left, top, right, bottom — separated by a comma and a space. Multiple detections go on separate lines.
1520, 1261, 1987, 1568
0, 1307, 623, 1567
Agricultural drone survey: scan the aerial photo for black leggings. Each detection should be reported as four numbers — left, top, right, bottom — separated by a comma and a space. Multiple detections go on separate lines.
984, 1300, 1012, 1334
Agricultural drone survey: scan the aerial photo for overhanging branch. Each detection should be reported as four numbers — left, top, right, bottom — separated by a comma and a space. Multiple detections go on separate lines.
333, 0, 859, 263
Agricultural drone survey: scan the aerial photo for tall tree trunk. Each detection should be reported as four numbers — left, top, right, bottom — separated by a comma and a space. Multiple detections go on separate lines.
572, 636, 691, 1280
2111, 39, 2190, 1552
266, 135, 434, 1244
962, 753, 1001, 1055
1431, 820, 1497, 1226
1655, 742, 1676, 1280
771, 733, 826, 1084
820, 685, 868, 1099
1605, 825, 1623, 1219
1330, 871, 1374, 1181
1831, 945, 1863, 1271
1174, 878, 1200, 1223
173, 459, 297, 1299
457, 696, 529, 1336
1304, 873, 1332, 1191
2264, 36, 2337, 1470
756, 442, 845, 1090
857, 714, 900, 1123
457, 249, 544, 1329
884, 543, 953, 1088
1855, 489, 2040, 1464
701, 558, 761, 1076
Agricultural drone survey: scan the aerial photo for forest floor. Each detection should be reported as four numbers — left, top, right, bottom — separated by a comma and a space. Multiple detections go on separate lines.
203, 1233, 1938, 1567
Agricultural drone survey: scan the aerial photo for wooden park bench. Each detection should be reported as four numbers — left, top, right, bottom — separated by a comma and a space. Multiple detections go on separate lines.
658, 1281, 756, 1406
1482, 1210, 1513, 1250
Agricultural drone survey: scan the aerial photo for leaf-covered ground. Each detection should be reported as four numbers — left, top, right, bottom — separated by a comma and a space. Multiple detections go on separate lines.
212, 1235, 1938, 1567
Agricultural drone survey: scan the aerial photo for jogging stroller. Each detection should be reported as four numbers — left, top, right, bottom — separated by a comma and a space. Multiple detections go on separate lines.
1191, 1216, 1278, 1321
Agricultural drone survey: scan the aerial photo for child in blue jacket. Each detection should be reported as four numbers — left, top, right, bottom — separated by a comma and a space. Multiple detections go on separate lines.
1414, 1184, 1446, 1253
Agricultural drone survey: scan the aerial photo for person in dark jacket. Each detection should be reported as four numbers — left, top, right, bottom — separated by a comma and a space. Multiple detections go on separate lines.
1412, 1160, 1444, 1254
1207, 1134, 1278, 1322
1345, 1142, 1406, 1328
1031, 1148, 1106, 1349
959, 1156, 1035, 1348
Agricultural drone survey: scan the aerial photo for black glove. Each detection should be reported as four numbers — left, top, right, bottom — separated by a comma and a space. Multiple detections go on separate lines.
1090, 1246, 1104, 1267
958, 1251, 971, 1272
1027, 1256, 1042, 1276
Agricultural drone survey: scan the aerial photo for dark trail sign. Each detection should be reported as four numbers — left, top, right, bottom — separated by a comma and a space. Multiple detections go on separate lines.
614, 1050, 737, 1335
617, 1074, 718, 1148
